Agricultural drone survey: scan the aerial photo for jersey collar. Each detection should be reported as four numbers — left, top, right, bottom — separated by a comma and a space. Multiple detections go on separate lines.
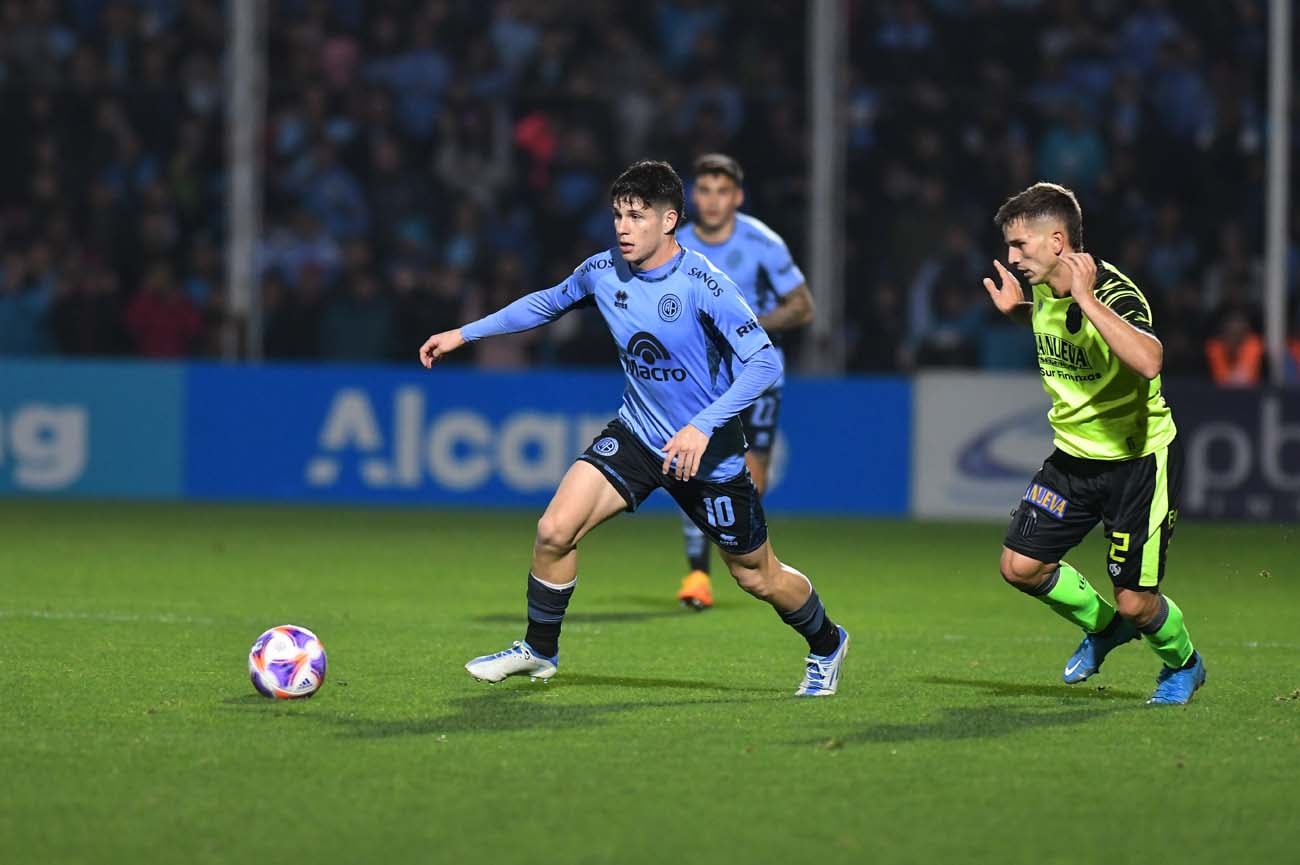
632, 247, 686, 283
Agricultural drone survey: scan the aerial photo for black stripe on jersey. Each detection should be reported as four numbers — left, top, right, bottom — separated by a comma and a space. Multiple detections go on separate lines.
697, 310, 736, 388
1094, 262, 1155, 335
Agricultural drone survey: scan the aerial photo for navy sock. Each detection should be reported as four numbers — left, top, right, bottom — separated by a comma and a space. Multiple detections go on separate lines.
779, 588, 841, 656
524, 572, 574, 658
682, 514, 710, 575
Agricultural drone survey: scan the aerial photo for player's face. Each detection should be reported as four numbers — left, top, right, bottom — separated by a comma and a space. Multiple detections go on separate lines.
1003, 217, 1066, 284
691, 174, 744, 231
612, 197, 679, 267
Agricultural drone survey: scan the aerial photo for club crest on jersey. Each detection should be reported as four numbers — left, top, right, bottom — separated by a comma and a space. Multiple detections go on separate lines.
1022, 482, 1070, 518
658, 294, 682, 322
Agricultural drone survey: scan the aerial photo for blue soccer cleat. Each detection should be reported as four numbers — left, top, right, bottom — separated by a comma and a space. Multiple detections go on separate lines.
1147, 652, 1206, 705
1062, 616, 1139, 684
795, 626, 850, 696
465, 640, 558, 683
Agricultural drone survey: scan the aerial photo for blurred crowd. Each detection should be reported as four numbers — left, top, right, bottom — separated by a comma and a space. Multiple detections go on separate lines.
1, 0, 1298, 383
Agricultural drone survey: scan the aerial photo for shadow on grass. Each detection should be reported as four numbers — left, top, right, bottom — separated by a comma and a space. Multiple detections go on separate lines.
221, 672, 776, 738
336, 687, 773, 739
221, 694, 270, 705
797, 701, 1134, 747
793, 676, 1145, 747
559, 672, 768, 693
922, 676, 1146, 701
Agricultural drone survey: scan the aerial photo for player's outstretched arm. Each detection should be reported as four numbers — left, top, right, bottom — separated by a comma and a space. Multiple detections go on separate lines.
419, 328, 466, 368
983, 260, 1032, 326
1060, 253, 1163, 380
419, 276, 594, 369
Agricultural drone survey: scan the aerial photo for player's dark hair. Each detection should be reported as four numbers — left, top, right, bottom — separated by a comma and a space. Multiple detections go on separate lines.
693, 153, 744, 186
994, 182, 1084, 250
610, 160, 685, 233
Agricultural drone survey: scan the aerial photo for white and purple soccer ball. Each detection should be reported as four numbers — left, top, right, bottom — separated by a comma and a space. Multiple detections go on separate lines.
248, 625, 327, 699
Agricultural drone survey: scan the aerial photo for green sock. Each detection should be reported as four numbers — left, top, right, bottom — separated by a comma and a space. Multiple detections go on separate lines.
1139, 595, 1195, 668
1033, 561, 1117, 633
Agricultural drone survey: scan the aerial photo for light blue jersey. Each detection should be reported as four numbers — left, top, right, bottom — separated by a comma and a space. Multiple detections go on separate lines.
461, 245, 776, 481
678, 213, 805, 385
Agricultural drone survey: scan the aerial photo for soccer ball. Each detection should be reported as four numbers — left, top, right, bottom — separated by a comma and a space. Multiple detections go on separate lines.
248, 625, 327, 699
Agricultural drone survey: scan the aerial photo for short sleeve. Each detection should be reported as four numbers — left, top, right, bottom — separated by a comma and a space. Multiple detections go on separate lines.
760, 234, 806, 298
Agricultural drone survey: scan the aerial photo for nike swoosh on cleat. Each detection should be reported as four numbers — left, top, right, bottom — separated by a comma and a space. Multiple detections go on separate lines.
1064, 659, 1086, 677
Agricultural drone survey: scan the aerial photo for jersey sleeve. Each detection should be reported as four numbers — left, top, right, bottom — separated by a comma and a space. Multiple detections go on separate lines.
694, 261, 772, 363
460, 261, 596, 341
1095, 277, 1155, 335
759, 233, 806, 298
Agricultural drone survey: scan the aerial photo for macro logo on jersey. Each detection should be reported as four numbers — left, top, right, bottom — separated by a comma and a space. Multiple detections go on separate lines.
658, 294, 682, 322
687, 266, 724, 296
1022, 482, 1070, 518
623, 331, 687, 382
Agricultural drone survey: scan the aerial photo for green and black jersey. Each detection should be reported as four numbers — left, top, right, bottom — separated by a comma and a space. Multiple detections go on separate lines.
1029, 258, 1177, 460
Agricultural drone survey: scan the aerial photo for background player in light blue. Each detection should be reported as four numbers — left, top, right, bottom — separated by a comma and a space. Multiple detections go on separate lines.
673, 153, 814, 610
418, 160, 848, 695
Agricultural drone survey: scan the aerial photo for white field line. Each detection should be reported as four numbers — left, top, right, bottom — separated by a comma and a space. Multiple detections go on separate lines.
0, 609, 216, 626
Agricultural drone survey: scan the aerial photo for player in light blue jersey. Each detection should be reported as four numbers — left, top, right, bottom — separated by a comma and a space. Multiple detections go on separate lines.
673, 153, 814, 610
419, 161, 848, 695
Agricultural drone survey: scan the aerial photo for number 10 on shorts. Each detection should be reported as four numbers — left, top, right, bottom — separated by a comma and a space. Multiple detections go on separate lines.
703, 496, 735, 527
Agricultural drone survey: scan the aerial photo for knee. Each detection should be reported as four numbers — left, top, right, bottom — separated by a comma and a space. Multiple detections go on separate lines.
1114, 588, 1159, 623
728, 561, 775, 601
999, 549, 1053, 591
535, 514, 578, 556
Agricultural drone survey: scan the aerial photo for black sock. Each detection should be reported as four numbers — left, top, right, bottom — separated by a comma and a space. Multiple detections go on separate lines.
683, 519, 710, 575
524, 572, 574, 658
808, 615, 841, 656
524, 618, 561, 658
778, 587, 842, 656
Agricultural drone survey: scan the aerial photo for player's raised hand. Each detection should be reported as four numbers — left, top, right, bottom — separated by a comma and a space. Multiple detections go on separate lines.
662, 423, 711, 481
1058, 252, 1097, 300
983, 260, 1026, 314
419, 328, 466, 368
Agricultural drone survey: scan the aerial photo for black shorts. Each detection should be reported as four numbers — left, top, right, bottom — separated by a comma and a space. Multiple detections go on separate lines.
1004, 437, 1183, 590
739, 387, 782, 456
578, 419, 768, 555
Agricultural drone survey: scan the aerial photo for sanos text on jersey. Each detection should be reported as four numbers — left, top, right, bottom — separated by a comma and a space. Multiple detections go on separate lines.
687, 267, 724, 296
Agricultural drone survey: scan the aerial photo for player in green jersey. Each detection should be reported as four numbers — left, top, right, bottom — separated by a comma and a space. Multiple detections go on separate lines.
983, 181, 1205, 705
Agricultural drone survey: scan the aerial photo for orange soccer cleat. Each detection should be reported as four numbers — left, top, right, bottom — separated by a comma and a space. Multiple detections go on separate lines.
676, 570, 714, 610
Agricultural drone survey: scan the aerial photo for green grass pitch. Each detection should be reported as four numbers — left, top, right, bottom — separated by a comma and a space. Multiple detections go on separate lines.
2, 500, 1297, 865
